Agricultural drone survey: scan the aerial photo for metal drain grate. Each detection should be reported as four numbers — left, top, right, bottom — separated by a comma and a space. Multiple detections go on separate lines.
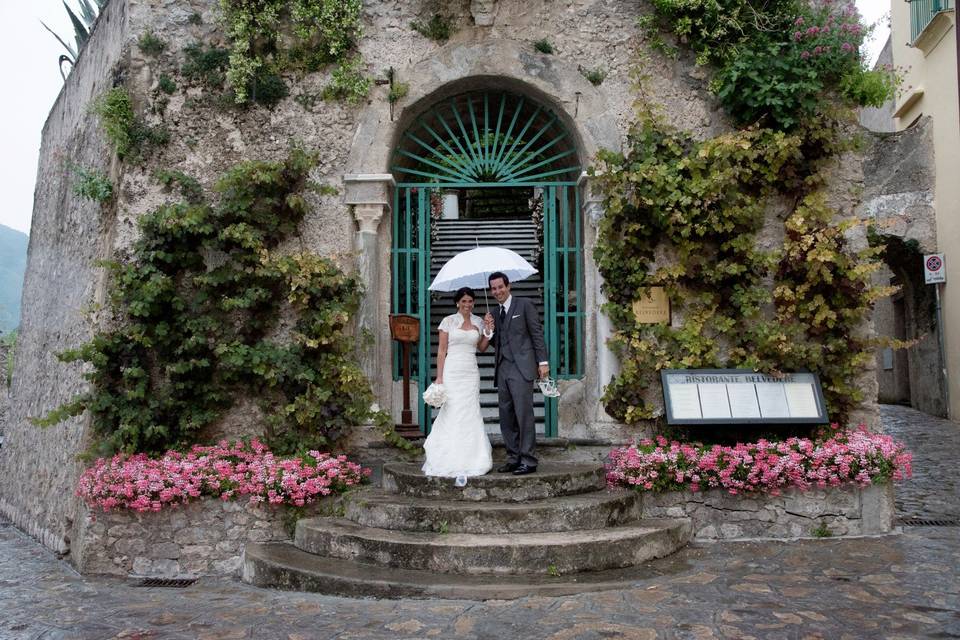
900, 518, 960, 527
134, 577, 198, 588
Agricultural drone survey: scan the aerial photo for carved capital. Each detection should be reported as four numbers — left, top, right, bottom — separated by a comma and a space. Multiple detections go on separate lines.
343, 173, 394, 206
584, 201, 605, 227
578, 172, 605, 227
354, 203, 386, 234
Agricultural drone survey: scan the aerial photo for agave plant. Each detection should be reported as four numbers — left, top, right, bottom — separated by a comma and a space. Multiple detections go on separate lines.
41, 0, 109, 75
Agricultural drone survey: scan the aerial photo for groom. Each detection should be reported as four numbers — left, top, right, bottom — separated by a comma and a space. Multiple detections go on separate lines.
484, 272, 549, 475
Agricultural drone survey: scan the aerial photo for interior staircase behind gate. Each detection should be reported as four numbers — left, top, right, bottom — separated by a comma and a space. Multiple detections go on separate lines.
429, 217, 546, 436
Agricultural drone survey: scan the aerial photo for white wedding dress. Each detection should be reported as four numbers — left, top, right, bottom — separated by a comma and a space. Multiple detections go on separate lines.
422, 313, 493, 478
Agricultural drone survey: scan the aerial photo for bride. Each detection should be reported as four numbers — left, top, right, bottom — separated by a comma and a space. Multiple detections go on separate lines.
422, 287, 493, 478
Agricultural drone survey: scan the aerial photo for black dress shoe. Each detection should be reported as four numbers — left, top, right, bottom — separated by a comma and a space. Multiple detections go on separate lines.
512, 464, 537, 475
497, 462, 520, 473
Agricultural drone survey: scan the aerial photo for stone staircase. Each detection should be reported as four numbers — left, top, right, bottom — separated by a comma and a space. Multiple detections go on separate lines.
429, 217, 546, 434
242, 462, 693, 599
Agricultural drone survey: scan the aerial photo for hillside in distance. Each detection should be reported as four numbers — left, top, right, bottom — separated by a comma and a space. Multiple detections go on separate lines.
0, 223, 28, 333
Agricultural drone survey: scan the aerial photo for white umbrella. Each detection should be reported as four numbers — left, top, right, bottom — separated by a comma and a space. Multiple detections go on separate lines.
429, 246, 537, 292
429, 246, 538, 312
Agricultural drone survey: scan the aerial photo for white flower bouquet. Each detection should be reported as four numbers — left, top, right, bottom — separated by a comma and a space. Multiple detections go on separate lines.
422, 382, 447, 408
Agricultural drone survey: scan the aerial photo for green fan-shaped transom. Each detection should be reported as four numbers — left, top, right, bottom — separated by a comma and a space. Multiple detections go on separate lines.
392, 91, 581, 185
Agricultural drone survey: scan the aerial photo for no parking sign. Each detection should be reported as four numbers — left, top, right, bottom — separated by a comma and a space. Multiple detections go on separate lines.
924, 254, 946, 284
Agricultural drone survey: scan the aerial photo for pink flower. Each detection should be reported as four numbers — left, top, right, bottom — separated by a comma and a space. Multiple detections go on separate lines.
605, 428, 911, 496
76, 440, 369, 513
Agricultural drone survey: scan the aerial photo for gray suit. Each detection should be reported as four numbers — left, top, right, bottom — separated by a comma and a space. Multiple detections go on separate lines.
493, 296, 548, 467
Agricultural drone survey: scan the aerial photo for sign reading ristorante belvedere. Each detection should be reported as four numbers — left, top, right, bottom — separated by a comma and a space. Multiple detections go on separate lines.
661, 369, 828, 425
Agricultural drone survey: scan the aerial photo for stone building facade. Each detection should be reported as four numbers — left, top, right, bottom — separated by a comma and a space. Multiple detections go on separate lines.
0, 0, 892, 571
860, 36, 946, 418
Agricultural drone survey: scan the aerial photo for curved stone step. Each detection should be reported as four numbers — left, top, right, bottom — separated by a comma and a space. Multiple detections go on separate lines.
343, 489, 642, 533
243, 541, 683, 600
294, 517, 692, 575
382, 462, 605, 502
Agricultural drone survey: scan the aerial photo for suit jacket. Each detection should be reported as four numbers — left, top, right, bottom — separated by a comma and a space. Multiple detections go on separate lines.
493, 296, 548, 383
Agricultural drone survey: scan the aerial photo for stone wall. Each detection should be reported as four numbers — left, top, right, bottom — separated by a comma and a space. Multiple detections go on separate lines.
75, 498, 328, 577
0, 0, 129, 555
859, 118, 945, 417
0, 338, 9, 439
641, 483, 896, 540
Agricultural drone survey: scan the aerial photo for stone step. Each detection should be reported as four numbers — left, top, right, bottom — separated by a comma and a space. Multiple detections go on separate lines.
431, 235, 536, 244
381, 462, 604, 502
343, 489, 642, 533
431, 239, 536, 247
242, 541, 682, 600
292, 517, 692, 575
435, 219, 532, 226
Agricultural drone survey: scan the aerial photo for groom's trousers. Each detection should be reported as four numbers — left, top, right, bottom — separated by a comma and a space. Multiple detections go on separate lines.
497, 359, 538, 467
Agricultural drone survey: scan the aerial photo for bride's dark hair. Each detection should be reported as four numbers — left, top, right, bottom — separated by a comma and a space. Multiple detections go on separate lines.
453, 287, 476, 304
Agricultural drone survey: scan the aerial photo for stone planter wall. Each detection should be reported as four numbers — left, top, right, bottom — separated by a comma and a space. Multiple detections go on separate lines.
640, 482, 896, 540
74, 499, 328, 577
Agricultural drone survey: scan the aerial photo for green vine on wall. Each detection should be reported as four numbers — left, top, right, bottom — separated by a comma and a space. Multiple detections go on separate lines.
595, 0, 899, 427
93, 87, 170, 162
36, 149, 392, 456
219, 0, 363, 103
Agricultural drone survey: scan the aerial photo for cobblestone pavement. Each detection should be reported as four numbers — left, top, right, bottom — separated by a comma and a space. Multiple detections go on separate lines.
1, 405, 958, 640
881, 404, 960, 522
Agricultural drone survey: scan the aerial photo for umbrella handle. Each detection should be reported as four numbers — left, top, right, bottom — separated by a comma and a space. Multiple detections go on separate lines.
476, 237, 491, 314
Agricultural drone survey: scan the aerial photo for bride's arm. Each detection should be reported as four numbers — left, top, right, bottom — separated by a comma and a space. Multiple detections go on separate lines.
435, 329, 449, 384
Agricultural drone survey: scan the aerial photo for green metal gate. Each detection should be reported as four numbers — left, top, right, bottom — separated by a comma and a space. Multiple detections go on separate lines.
390, 91, 585, 436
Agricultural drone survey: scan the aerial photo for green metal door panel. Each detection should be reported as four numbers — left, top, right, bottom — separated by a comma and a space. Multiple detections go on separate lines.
390, 187, 432, 435
390, 90, 586, 438
543, 186, 559, 436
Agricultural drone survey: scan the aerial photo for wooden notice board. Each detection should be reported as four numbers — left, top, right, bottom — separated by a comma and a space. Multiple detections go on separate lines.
389, 314, 420, 343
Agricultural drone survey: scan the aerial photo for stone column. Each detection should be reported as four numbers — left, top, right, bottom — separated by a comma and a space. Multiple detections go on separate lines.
580, 175, 620, 395
344, 174, 394, 382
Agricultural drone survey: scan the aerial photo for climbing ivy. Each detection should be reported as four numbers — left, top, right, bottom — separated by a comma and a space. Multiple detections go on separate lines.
218, 0, 363, 103
93, 87, 169, 162
36, 150, 395, 456
594, 0, 897, 427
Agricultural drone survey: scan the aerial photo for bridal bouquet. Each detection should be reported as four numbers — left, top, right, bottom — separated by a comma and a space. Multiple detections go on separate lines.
422, 382, 447, 408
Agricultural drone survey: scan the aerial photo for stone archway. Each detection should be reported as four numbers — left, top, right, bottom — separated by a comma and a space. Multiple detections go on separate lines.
389, 88, 584, 435
342, 40, 623, 432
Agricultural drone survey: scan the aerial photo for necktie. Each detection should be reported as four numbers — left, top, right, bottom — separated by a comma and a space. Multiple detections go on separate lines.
499, 304, 506, 327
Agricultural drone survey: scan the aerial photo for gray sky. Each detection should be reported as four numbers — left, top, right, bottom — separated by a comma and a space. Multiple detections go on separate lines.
0, 0, 891, 236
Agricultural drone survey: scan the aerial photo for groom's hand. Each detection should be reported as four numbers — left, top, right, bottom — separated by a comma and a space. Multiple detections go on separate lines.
483, 313, 494, 328
538, 364, 550, 379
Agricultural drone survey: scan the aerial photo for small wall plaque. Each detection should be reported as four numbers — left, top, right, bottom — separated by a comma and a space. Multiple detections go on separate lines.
389, 314, 420, 343
661, 369, 828, 425
632, 287, 670, 324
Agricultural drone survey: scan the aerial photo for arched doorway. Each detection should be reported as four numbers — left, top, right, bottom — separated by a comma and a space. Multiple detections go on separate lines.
390, 90, 585, 436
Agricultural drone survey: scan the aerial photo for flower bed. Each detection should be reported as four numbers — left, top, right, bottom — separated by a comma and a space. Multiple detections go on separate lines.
77, 439, 369, 513
606, 426, 912, 495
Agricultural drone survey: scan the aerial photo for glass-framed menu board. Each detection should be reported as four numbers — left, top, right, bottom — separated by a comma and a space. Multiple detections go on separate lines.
661, 369, 828, 425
